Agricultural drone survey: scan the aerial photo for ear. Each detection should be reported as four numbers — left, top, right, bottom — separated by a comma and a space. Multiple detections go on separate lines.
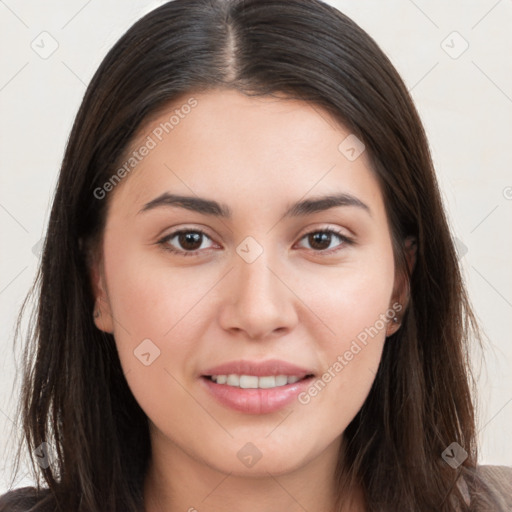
386, 236, 417, 337
88, 246, 115, 334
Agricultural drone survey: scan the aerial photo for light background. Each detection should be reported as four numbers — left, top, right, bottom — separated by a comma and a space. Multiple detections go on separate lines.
1, 0, 511, 493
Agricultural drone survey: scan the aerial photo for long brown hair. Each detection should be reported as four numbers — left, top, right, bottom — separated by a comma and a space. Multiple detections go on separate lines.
2, 0, 496, 510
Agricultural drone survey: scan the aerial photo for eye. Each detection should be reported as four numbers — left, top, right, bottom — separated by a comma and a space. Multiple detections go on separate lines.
296, 228, 353, 255
158, 229, 216, 256
158, 227, 353, 258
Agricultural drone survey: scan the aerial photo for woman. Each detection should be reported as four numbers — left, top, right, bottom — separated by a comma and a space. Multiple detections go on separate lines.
1, 0, 511, 510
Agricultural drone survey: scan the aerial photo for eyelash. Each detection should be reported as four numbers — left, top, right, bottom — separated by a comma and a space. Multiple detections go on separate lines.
157, 227, 354, 257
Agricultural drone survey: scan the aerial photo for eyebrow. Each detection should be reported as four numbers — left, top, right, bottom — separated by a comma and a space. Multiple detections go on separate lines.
138, 192, 371, 218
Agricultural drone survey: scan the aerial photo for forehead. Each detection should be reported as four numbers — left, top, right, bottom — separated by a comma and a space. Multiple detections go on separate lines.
108, 89, 384, 218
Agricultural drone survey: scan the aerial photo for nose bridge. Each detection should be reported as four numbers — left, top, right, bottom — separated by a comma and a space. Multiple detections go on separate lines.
236, 237, 283, 302
219, 238, 297, 338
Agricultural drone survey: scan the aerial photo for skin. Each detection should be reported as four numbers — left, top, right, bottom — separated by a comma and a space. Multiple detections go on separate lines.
90, 89, 416, 512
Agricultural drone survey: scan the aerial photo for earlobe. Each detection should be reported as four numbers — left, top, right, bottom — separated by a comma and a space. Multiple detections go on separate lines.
89, 254, 115, 334
386, 236, 417, 338
93, 297, 115, 334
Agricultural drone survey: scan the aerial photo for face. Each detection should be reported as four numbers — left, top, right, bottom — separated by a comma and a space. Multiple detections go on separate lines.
91, 89, 411, 477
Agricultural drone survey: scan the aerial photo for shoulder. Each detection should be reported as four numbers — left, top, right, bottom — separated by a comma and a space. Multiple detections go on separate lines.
459, 464, 512, 510
476, 464, 512, 483
477, 464, 512, 493
0, 486, 54, 512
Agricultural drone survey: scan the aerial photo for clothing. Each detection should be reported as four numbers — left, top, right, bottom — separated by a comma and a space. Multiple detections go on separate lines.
1, 465, 511, 511
457, 465, 512, 510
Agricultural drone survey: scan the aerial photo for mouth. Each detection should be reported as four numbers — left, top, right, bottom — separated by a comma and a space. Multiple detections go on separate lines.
203, 374, 314, 389
199, 359, 316, 414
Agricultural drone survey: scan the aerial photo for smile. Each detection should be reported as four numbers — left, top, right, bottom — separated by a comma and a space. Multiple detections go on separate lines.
207, 374, 309, 388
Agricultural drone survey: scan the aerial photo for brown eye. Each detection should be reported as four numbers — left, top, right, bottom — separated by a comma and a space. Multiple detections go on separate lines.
297, 229, 352, 254
307, 232, 334, 250
177, 232, 203, 251
159, 229, 215, 256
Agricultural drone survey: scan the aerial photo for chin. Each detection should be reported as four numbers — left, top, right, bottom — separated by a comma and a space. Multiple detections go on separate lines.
199, 436, 321, 477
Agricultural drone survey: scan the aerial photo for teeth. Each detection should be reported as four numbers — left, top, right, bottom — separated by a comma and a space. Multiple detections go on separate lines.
226, 374, 239, 386
239, 375, 259, 389
258, 376, 276, 388
275, 375, 288, 386
210, 374, 305, 389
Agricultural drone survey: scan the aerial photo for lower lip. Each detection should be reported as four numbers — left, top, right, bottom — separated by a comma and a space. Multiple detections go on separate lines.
201, 376, 314, 414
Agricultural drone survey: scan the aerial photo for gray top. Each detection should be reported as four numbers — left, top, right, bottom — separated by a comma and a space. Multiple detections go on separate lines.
456, 465, 512, 510
0, 465, 511, 511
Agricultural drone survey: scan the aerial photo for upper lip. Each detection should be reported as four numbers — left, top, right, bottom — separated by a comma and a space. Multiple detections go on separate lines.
201, 359, 315, 378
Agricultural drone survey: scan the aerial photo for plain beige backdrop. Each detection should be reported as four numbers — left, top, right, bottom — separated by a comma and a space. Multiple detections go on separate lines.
1, 0, 511, 492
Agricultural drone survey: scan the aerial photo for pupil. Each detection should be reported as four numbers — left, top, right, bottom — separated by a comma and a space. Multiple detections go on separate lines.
179, 232, 202, 250
310, 232, 330, 250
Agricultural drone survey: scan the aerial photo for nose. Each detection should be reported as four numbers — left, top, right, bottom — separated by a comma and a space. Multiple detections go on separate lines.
218, 250, 299, 340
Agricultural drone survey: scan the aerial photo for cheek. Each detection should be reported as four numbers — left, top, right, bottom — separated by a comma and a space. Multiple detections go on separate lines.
297, 299, 390, 439
308, 247, 395, 344
103, 241, 210, 339
102, 246, 209, 423
101, 240, 214, 399
300, 250, 395, 407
